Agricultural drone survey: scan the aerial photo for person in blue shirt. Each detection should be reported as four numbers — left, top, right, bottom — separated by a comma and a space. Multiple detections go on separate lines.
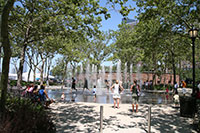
38, 85, 51, 106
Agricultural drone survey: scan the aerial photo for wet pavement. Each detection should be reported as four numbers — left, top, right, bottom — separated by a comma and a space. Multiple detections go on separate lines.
47, 88, 173, 104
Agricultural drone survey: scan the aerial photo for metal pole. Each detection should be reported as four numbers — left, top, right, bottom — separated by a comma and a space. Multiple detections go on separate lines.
148, 106, 151, 133
100, 106, 103, 133
192, 38, 195, 95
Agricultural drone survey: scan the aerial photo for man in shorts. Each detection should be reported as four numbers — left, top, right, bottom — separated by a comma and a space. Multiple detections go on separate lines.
130, 80, 140, 112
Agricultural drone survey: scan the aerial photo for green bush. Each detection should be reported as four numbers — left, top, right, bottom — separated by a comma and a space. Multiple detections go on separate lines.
152, 84, 173, 90
9, 80, 40, 87
0, 97, 56, 133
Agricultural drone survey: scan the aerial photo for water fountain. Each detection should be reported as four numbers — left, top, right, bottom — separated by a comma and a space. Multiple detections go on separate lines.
130, 64, 133, 84
117, 60, 121, 82
47, 61, 174, 105
124, 62, 127, 88
94, 65, 97, 86
136, 62, 142, 87
86, 63, 90, 88
108, 64, 112, 87
79, 64, 83, 87
91, 64, 97, 87
102, 65, 105, 87
97, 69, 102, 89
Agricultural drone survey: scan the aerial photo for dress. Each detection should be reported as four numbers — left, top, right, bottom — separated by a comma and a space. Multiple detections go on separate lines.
113, 84, 120, 99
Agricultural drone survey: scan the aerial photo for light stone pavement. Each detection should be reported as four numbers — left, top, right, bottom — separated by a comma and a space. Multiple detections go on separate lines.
49, 102, 196, 133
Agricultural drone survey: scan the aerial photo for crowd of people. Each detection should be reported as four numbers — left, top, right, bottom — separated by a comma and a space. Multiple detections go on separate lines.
68, 77, 141, 112
22, 77, 200, 113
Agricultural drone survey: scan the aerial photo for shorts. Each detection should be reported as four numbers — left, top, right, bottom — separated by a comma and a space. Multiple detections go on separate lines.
113, 93, 120, 99
132, 93, 139, 104
72, 84, 76, 89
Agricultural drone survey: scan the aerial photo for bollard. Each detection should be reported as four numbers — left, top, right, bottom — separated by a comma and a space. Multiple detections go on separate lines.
100, 106, 103, 133
148, 106, 151, 133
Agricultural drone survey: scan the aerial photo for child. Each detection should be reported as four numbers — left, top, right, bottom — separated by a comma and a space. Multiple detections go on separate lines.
61, 92, 65, 100
173, 93, 179, 108
93, 85, 97, 102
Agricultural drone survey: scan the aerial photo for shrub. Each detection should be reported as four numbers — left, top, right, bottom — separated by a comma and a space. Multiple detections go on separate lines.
0, 97, 56, 133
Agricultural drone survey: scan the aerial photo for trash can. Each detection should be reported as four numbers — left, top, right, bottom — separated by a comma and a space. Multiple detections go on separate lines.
179, 96, 196, 118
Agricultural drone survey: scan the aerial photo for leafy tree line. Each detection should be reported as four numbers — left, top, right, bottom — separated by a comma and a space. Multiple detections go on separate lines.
112, 0, 200, 85
0, 0, 134, 115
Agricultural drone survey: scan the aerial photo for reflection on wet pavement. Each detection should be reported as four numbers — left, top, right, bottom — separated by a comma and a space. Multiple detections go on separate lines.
47, 88, 173, 104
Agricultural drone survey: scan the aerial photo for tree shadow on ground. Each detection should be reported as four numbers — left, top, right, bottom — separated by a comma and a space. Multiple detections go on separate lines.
50, 103, 196, 133
151, 107, 195, 133
116, 104, 195, 133
104, 104, 196, 133
50, 103, 99, 133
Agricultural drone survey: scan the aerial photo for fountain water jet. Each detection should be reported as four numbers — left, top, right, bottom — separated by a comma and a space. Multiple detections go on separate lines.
108, 64, 113, 87
117, 60, 121, 82
86, 63, 91, 88
136, 63, 142, 87
102, 65, 105, 87
124, 62, 127, 88
130, 64, 133, 84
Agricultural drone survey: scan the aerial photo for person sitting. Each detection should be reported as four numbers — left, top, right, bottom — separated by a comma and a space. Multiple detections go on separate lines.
38, 85, 52, 107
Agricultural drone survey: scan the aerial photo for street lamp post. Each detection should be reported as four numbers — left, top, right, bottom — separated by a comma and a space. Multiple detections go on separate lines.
188, 27, 198, 95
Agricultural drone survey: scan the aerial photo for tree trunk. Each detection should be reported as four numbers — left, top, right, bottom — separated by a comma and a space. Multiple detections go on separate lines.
61, 61, 68, 89
17, 44, 27, 89
17, 18, 31, 88
27, 64, 32, 82
33, 67, 36, 83
172, 52, 176, 85
46, 57, 52, 87
40, 59, 45, 85
0, 0, 16, 114
0, 47, 1, 74
26, 51, 34, 82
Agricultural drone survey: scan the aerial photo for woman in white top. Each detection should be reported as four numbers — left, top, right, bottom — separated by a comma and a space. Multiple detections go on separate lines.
110, 80, 124, 109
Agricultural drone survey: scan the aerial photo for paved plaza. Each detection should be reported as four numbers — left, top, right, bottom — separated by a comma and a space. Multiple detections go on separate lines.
50, 102, 196, 133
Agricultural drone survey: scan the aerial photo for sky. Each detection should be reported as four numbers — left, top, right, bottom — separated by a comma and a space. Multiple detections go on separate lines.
96, 0, 138, 66
99, 0, 138, 31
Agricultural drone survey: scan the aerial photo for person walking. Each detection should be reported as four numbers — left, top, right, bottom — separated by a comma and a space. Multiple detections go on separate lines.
71, 77, 77, 92
110, 80, 124, 109
182, 80, 187, 95
83, 78, 89, 92
130, 80, 141, 112
105, 80, 110, 92
174, 81, 179, 94
92, 85, 97, 102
